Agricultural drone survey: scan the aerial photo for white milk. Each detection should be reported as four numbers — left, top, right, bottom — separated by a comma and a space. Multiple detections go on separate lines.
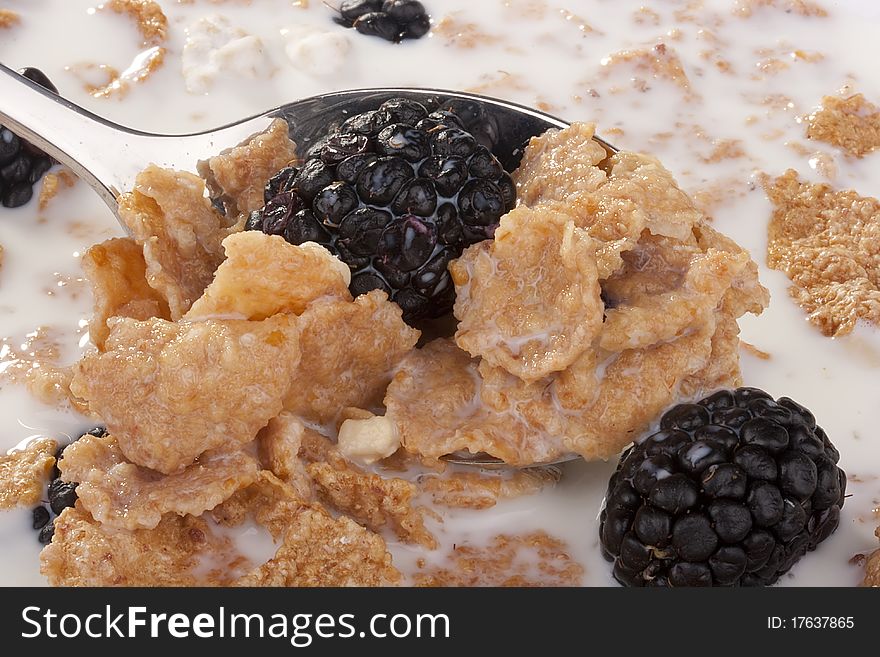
1, 0, 878, 586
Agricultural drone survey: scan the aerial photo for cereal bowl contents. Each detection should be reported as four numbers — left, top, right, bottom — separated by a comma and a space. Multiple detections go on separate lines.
2, 0, 880, 588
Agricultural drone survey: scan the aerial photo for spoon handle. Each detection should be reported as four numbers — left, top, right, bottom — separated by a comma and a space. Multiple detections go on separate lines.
0, 63, 275, 215
0, 63, 155, 211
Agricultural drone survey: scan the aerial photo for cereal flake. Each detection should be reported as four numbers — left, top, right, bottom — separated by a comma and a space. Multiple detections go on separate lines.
0, 438, 56, 510
283, 290, 419, 424
185, 232, 350, 321
235, 507, 401, 586
59, 431, 260, 530
765, 170, 880, 336
81, 237, 171, 349
806, 94, 880, 158
118, 166, 231, 319
70, 315, 300, 474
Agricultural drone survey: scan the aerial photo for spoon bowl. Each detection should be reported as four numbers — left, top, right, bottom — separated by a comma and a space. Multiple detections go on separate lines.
0, 62, 615, 469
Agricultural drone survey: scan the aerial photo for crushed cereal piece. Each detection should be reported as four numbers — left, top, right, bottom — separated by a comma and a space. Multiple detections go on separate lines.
420, 467, 561, 510
38, 169, 78, 211
80, 237, 171, 349
451, 206, 603, 381
733, 0, 828, 18
40, 505, 247, 586
600, 43, 693, 95
304, 435, 437, 549
70, 315, 300, 474
201, 119, 297, 216
185, 232, 350, 321
806, 93, 880, 158
257, 412, 315, 501
59, 431, 259, 530
103, 0, 167, 46
117, 165, 231, 319
283, 290, 419, 424
235, 507, 401, 586
0, 438, 56, 510
863, 528, 880, 587
765, 170, 880, 336
414, 532, 583, 586
0, 9, 20, 29
212, 470, 304, 540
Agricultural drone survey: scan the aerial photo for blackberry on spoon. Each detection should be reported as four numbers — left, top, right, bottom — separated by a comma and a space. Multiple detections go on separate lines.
249, 97, 515, 325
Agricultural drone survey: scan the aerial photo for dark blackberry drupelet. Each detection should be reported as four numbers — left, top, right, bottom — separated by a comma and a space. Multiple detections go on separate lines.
1, 68, 59, 209
248, 97, 515, 325
333, 0, 431, 43
32, 426, 106, 545
599, 388, 846, 587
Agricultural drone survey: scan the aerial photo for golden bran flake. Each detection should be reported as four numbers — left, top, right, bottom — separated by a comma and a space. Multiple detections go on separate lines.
414, 532, 584, 587
765, 170, 880, 336
806, 94, 880, 158
0, 438, 56, 510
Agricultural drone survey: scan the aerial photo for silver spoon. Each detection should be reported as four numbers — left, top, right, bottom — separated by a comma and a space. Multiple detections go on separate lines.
0, 62, 617, 468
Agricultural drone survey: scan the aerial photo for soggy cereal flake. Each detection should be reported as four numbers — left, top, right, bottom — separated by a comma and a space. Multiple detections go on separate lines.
693, 224, 770, 318
0, 9, 20, 28
600, 249, 751, 351
0, 438, 56, 510
477, 360, 566, 442
864, 529, 880, 587
185, 232, 350, 321
563, 323, 715, 461
283, 290, 419, 423
385, 340, 563, 465
599, 152, 702, 241
257, 412, 315, 501
600, 43, 693, 94
70, 315, 300, 474
40, 506, 246, 586
59, 431, 259, 530
38, 169, 78, 211
516, 130, 702, 278
0, 327, 91, 415
806, 94, 880, 158
81, 237, 171, 349
420, 467, 561, 510
679, 310, 743, 398
235, 507, 401, 586
202, 119, 297, 216
552, 348, 608, 410
104, 0, 168, 46
765, 170, 880, 336
451, 207, 603, 381
385, 339, 480, 456
306, 445, 437, 548
513, 123, 608, 207
213, 470, 304, 539
734, 0, 828, 18
118, 166, 230, 319
414, 532, 583, 587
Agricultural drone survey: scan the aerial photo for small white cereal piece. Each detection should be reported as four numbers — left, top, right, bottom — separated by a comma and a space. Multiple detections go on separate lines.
182, 15, 271, 94
337, 415, 400, 466
281, 25, 350, 77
